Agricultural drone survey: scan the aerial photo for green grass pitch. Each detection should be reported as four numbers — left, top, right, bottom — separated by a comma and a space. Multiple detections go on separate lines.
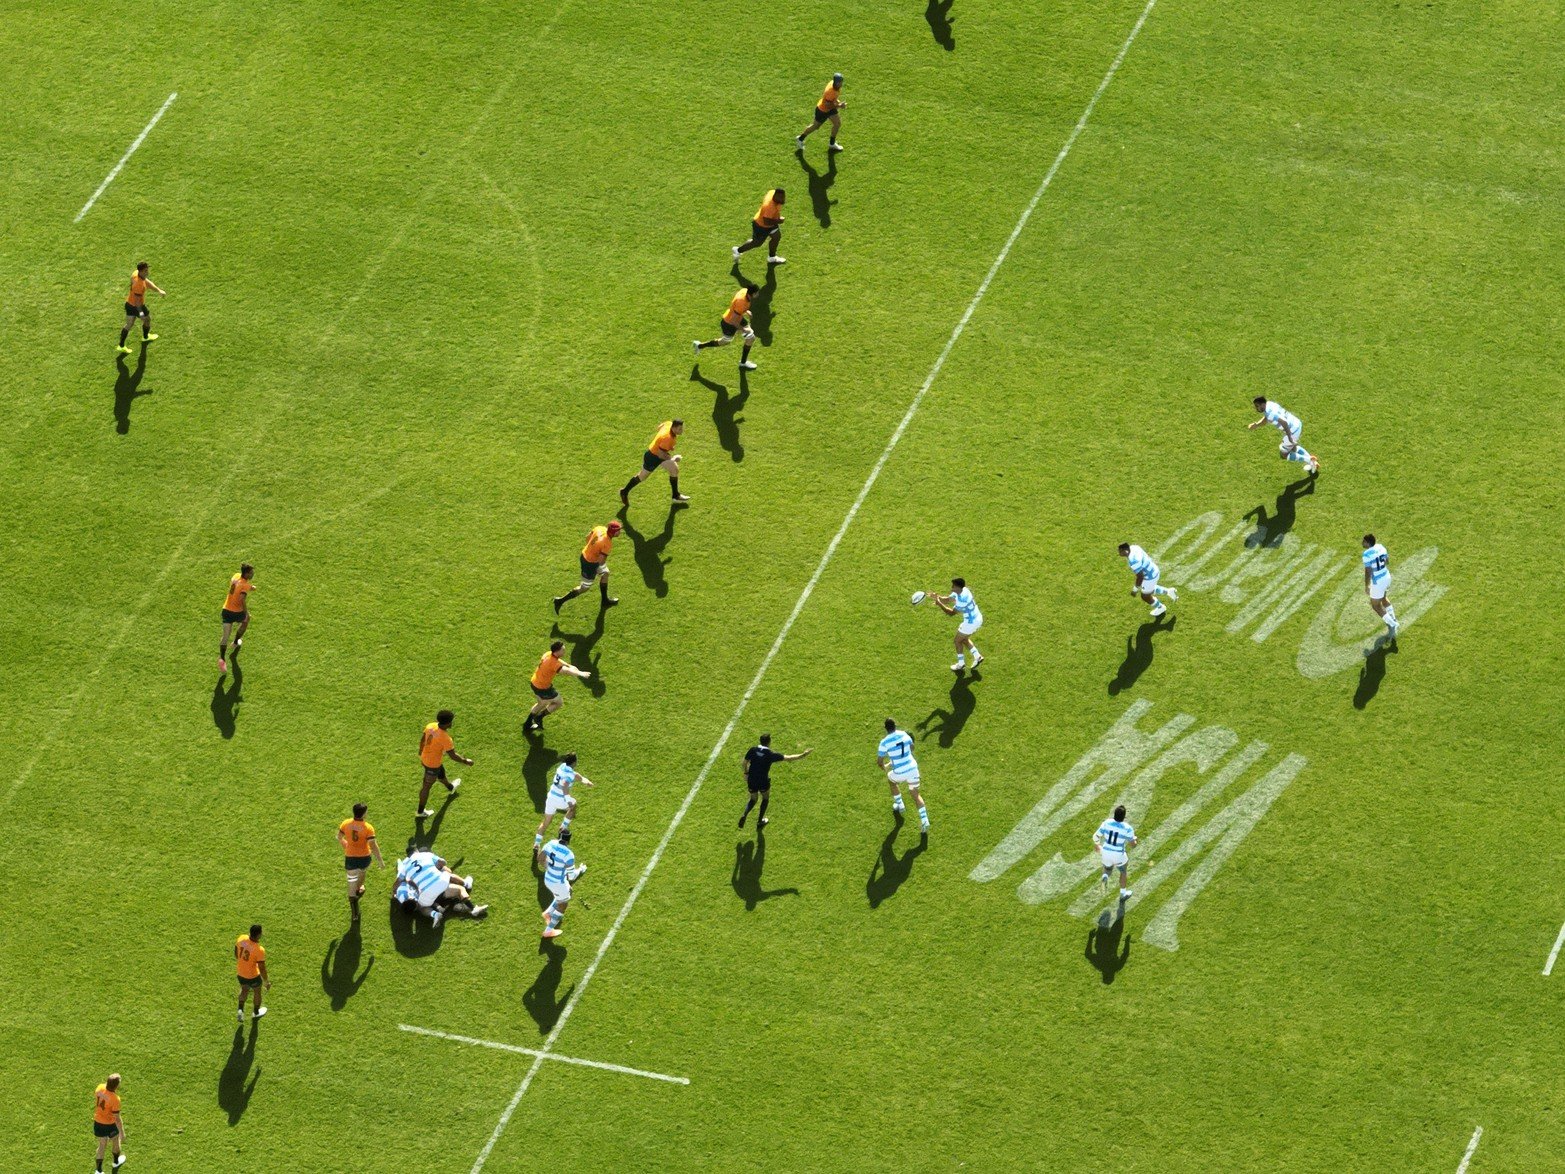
5, 0, 1564, 1169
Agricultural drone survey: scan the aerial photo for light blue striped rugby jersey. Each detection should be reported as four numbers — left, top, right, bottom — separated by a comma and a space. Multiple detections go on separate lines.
1095, 818, 1136, 851
1362, 543, 1390, 583
952, 587, 982, 626
405, 851, 445, 900
877, 729, 917, 774
1125, 545, 1158, 580
1263, 400, 1301, 436
542, 840, 576, 886
548, 762, 576, 803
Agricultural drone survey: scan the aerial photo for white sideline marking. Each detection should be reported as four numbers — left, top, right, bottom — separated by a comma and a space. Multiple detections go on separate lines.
1544, 921, 1565, 976
398, 1025, 688, 1085
1457, 1125, 1482, 1172
74, 92, 178, 223
468, 2, 1160, 1169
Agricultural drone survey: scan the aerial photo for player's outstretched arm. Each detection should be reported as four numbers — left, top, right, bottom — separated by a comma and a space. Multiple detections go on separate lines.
784, 748, 813, 762
578, 773, 595, 787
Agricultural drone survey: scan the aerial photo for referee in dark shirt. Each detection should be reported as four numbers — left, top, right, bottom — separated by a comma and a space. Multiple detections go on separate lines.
739, 734, 812, 828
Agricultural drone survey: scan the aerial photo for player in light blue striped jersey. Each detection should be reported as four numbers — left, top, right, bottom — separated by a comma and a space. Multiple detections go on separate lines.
876, 718, 929, 832
933, 577, 985, 672
1093, 804, 1138, 899
1118, 542, 1178, 619
535, 752, 594, 852
1361, 533, 1399, 638
1248, 396, 1319, 475
539, 828, 587, 940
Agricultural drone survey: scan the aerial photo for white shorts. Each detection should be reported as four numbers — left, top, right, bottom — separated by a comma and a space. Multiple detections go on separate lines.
889, 768, 921, 789
1368, 577, 1390, 601
1280, 425, 1303, 455
1100, 849, 1129, 869
544, 792, 573, 816
958, 619, 982, 636
1140, 572, 1159, 593
546, 878, 572, 902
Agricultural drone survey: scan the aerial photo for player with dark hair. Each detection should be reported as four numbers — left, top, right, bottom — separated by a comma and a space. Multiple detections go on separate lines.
795, 73, 846, 152
417, 710, 472, 818
732, 188, 787, 265
621, 419, 689, 506
694, 283, 760, 371
524, 641, 592, 732
116, 260, 165, 353
219, 563, 254, 674
739, 734, 813, 828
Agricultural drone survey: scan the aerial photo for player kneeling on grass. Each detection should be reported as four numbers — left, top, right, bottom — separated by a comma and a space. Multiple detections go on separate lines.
1094, 805, 1138, 899
930, 577, 985, 672
1119, 541, 1177, 619
395, 849, 486, 926
535, 752, 594, 851
539, 827, 587, 940
877, 718, 929, 833
555, 520, 621, 613
694, 283, 759, 371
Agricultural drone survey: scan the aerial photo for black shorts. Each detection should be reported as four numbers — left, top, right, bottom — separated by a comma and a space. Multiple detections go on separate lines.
531, 684, 559, 701
720, 320, 740, 338
580, 555, 605, 580
94, 1122, 121, 1139
423, 764, 448, 784
642, 449, 667, 473
344, 855, 371, 870
125, 302, 148, 318
238, 974, 262, 989
750, 221, 780, 243
748, 779, 772, 793
813, 106, 836, 124
221, 608, 247, 624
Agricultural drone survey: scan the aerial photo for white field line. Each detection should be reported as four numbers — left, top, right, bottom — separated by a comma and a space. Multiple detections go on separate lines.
467, 2, 1160, 1169
1544, 921, 1565, 976
1456, 1125, 1482, 1173
75, 92, 178, 223
399, 1024, 688, 1085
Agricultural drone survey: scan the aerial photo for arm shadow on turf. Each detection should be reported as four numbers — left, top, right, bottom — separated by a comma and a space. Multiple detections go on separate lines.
320, 923, 374, 1011
730, 259, 778, 346
551, 614, 606, 699
925, 0, 956, 50
1244, 475, 1317, 548
692, 365, 749, 463
917, 672, 978, 748
113, 349, 152, 435
525, 938, 574, 1034
1084, 907, 1131, 984
217, 1019, 260, 1125
1353, 634, 1397, 709
733, 826, 799, 911
211, 661, 242, 738
867, 815, 926, 908
522, 740, 563, 813
616, 503, 681, 599
1108, 615, 1174, 696
794, 148, 838, 229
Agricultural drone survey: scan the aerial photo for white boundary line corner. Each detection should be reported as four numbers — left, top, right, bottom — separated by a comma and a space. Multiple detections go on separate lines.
75, 91, 178, 223
399, 1024, 688, 1085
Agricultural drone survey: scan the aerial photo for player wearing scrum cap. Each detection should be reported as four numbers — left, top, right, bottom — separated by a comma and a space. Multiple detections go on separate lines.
555, 520, 622, 613
795, 73, 846, 152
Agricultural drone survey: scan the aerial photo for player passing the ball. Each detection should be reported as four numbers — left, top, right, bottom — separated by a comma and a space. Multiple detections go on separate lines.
694, 283, 759, 371
621, 419, 689, 506
218, 563, 254, 674
417, 709, 472, 818
1119, 542, 1177, 620
555, 520, 621, 613
116, 260, 164, 353
524, 640, 592, 733
929, 577, 985, 672
877, 718, 929, 833
1093, 804, 1138, 900
795, 73, 846, 153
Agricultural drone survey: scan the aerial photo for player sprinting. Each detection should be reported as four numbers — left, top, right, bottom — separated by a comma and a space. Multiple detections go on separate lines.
554, 520, 622, 613
1361, 533, 1399, 638
739, 734, 812, 829
1093, 804, 1138, 899
539, 827, 587, 940
877, 718, 929, 832
535, 752, 594, 851
417, 710, 473, 818
116, 261, 164, 353
621, 419, 690, 506
337, 802, 383, 922
694, 283, 759, 371
218, 563, 254, 673
932, 577, 985, 672
795, 73, 846, 152
1119, 542, 1178, 619
523, 640, 592, 733
234, 924, 270, 1021
1247, 396, 1319, 475
92, 1073, 126, 1172
732, 188, 787, 265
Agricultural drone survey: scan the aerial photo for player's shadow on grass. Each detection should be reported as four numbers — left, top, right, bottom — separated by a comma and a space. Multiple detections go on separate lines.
217, 1020, 260, 1125
320, 924, 374, 1011
917, 671, 978, 748
1244, 475, 1317, 548
389, 896, 446, 958
692, 365, 749, 462
1108, 615, 1174, 696
925, 0, 956, 50
1354, 635, 1397, 709
524, 938, 574, 1034
406, 791, 456, 852
867, 816, 926, 908
113, 348, 152, 435
211, 662, 242, 739
522, 740, 563, 813
617, 503, 681, 598
731, 259, 777, 346
551, 614, 606, 699
1085, 905, 1131, 984
732, 828, 799, 910
795, 147, 838, 228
